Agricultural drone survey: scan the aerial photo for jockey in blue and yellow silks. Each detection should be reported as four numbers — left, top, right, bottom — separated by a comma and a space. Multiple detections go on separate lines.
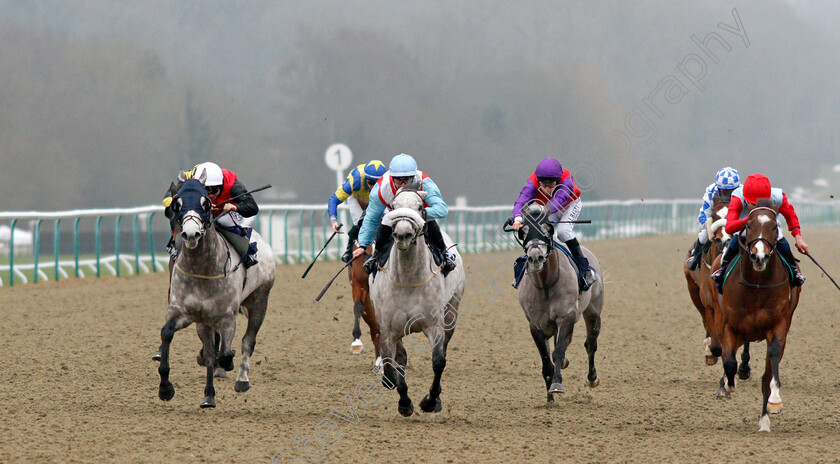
328, 160, 388, 262
352, 153, 455, 274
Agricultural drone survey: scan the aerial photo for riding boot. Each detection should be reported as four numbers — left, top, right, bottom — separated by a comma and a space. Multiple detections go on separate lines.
711, 234, 739, 291
512, 255, 527, 288
776, 237, 805, 286
219, 227, 258, 269
342, 221, 363, 263
686, 238, 703, 271
565, 238, 596, 291
425, 220, 456, 274
364, 224, 393, 274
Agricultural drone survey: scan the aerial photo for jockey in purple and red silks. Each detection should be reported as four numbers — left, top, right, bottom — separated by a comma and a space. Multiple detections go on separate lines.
511, 157, 596, 290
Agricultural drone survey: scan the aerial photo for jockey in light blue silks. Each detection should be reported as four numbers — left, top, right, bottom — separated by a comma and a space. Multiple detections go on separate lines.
351, 153, 456, 275
686, 167, 740, 270
327, 160, 388, 262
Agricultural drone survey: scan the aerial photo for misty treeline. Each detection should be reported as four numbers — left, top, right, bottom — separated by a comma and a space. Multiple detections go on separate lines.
2, 1, 838, 211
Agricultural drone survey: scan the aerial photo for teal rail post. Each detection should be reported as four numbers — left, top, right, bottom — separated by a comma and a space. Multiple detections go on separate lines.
95, 217, 102, 277
297, 211, 303, 264
115, 216, 121, 277
54, 219, 61, 281
473, 211, 478, 253
283, 211, 289, 264
147, 213, 156, 272
268, 211, 275, 249
309, 211, 315, 262
74, 217, 81, 278
33, 220, 42, 283
133, 215, 140, 274
9, 219, 16, 286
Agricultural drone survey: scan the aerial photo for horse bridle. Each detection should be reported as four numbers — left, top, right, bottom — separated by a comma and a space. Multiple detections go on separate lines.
390, 190, 427, 243
739, 207, 778, 257
521, 218, 561, 292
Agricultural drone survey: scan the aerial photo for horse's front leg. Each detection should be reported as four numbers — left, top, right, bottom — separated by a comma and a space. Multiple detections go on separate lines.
361, 298, 382, 367
420, 328, 446, 413
738, 342, 751, 380
549, 314, 576, 394
196, 324, 218, 408
529, 325, 555, 402
217, 315, 237, 372
377, 334, 412, 417
236, 288, 269, 393
158, 311, 190, 401
351, 300, 365, 354
716, 326, 738, 398
759, 334, 786, 432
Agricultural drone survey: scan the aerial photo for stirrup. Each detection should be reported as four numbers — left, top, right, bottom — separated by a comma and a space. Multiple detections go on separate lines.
792, 270, 805, 287
341, 250, 353, 263
363, 253, 378, 274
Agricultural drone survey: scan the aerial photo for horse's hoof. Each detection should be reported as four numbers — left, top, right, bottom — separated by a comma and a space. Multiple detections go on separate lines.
398, 401, 414, 417
758, 414, 771, 432
219, 350, 236, 372
152, 351, 161, 361
705, 355, 719, 366
234, 381, 250, 393
159, 382, 175, 401
767, 402, 782, 414
547, 393, 555, 403
420, 395, 442, 413
548, 383, 565, 394
213, 368, 227, 378
587, 377, 600, 388
351, 339, 364, 355
716, 387, 730, 399
738, 364, 751, 380
560, 358, 570, 369
374, 356, 383, 369
196, 353, 204, 367
200, 396, 216, 409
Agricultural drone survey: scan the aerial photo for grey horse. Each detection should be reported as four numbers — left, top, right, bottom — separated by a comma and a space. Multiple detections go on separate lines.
516, 204, 603, 401
157, 176, 276, 408
370, 189, 466, 416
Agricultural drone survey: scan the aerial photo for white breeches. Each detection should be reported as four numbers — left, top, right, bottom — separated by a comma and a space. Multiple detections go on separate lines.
548, 198, 582, 243
346, 196, 365, 224
215, 211, 243, 228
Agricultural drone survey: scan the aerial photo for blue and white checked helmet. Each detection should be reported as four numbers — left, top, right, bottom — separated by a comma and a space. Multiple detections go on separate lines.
715, 167, 740, 190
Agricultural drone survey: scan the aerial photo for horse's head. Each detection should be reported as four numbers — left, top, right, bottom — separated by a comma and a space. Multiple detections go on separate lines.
387, 187, 427, 251
520, 203, 554, 272
708, 195, 731, 250
741, 201, 778, 272
172, 176, 213, 250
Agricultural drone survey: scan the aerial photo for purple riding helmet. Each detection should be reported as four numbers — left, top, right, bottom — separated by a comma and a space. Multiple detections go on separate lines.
535, 158, 563, 179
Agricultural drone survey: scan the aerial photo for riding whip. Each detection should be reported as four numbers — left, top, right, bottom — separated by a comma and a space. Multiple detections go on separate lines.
804, 252, 840, 293
315, 256, 356, 302
302, 223, 342, 279
211, 184, 273, 225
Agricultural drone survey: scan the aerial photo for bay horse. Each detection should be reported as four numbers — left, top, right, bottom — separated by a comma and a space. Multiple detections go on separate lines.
157, 176, 276, 408
514, 204, 603, 401
713, 204, 801, 432
348, 243, 381, 367
370, 189, 466, 416
684, 195, 751, 378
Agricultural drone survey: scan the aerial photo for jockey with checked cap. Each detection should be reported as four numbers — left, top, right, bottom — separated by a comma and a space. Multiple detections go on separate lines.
351, 153, 456, 275
710, 173, 809, 292
511, 157, 596, 291
686, 167, 740, 270
327, 160, 388, 263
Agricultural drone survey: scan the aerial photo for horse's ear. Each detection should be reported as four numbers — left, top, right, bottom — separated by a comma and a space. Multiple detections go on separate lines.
177, 171, 187, 182
168, 181, 178, 196
197, 169, 207, 185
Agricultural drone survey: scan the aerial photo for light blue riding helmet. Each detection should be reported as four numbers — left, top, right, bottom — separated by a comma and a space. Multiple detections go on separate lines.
715, 167, 740, 190
389, 153, 418, 177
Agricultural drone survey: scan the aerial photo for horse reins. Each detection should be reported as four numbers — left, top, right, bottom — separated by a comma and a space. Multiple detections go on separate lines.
736, 207, 788, 289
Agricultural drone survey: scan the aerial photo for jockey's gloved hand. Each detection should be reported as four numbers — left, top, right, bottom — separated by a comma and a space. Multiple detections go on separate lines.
332, 221, 343, 233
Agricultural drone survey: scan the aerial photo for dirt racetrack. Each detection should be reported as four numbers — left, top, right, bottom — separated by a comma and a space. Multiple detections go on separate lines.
2, 231, 839, 463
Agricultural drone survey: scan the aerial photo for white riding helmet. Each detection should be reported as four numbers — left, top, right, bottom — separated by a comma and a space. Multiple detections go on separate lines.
195, 162, 224, 187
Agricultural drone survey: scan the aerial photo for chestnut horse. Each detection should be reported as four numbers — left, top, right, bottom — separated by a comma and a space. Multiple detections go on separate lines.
713, 205, 801, 432
684, 195, 751, 378
348, 244, 381, 367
